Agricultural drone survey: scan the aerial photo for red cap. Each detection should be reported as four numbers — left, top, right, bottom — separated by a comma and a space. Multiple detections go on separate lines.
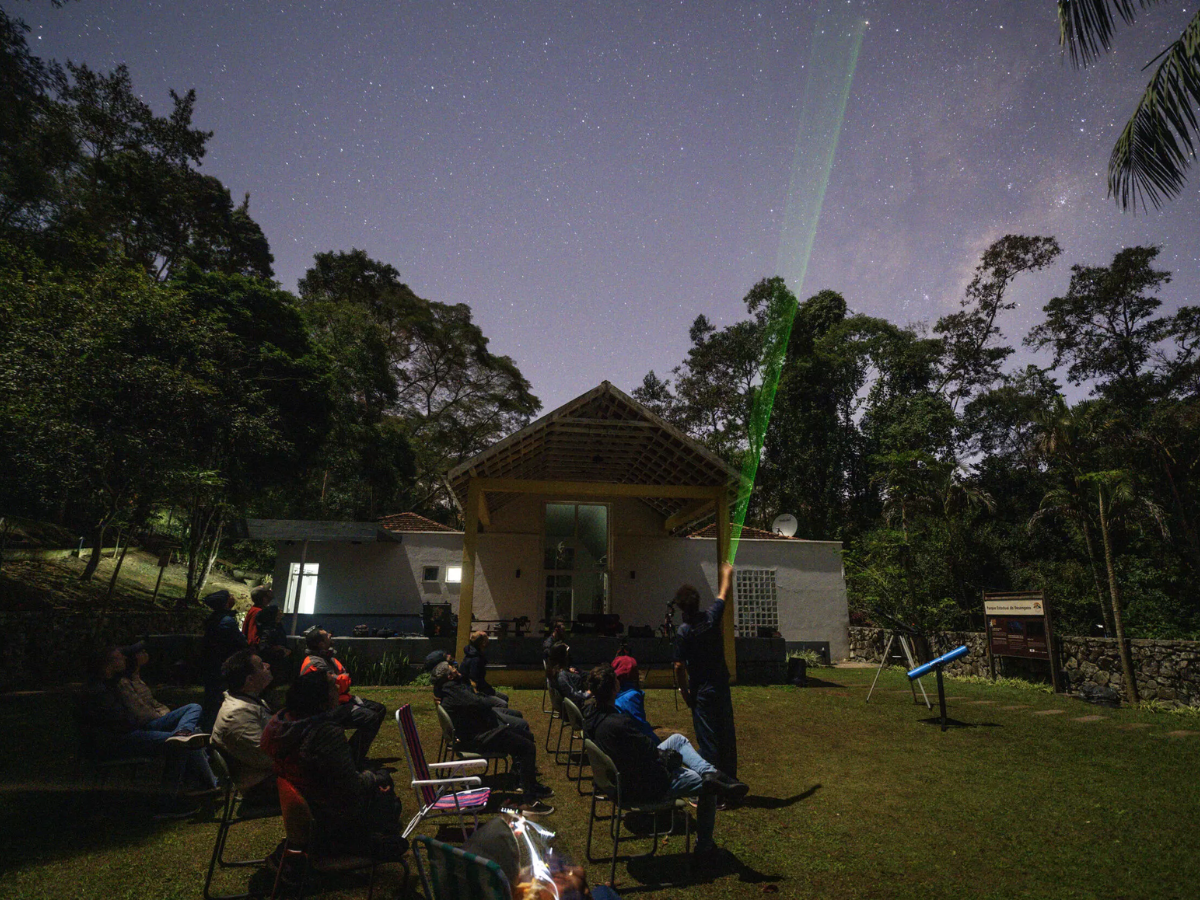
611, 654, 638, 680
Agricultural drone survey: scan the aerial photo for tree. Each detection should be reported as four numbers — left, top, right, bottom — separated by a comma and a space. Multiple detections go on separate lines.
1084, 468, 1170, 702
934, 235, 1061, 410
299, 250, 539, 518
1026, 245, 1172, 412
1056, 1, 1200, 209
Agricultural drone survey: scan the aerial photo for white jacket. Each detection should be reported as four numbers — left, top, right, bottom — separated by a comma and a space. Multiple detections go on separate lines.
211, 691, 274, 790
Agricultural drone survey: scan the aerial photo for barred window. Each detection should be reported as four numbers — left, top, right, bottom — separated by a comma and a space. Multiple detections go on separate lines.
734, 568, 778, 637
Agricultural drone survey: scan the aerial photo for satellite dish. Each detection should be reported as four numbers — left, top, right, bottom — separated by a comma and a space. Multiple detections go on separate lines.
771, 514, 798, 537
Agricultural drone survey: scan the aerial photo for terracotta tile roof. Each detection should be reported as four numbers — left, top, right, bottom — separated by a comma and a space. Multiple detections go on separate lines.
686, 523, 795, 540
378, 512, 460, 534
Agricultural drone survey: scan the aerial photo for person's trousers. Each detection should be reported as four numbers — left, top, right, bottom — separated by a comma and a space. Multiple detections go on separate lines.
481, 726, 538, 793
240, 773, 280, 810
659, 732, 717, 847
117, 704, 217, 793
331, 697, 386, 767
691, 682, 737, 779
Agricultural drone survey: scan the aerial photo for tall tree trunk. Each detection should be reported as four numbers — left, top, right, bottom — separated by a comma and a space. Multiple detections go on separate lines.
80, 524, 106, 581
1098, 488, 1140, 704
195, 517, 224, 600
105, 538, 132, 603
1080, 520, 1115, 636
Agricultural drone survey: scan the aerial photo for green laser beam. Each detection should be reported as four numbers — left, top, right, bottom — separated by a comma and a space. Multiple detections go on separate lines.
728, 12, 866, 563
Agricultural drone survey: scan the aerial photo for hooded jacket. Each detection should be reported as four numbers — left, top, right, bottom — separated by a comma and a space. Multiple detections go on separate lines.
459, 644, 496, 696
260, 709, 375, 834
300, 652, 352, 703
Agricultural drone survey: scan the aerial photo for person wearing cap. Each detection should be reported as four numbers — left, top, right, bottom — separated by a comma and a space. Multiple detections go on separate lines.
460, 631, 508, 704
300, 627, 385, 768
200, 589, 249, 730
79, 646, 218, 817
433, 661, 554, 816
584, 663, 746, 863
242, 585, 272, 645
672, 561, 738, 780
610, 653, 660, 742
116, 641, 204, 730
212, 649, 279, 808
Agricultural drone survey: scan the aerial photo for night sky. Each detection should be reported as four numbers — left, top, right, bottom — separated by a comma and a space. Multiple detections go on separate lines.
20, 1, 1200, 411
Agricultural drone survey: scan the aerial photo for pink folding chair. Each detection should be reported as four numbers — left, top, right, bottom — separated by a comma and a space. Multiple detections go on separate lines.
394, 705, 491, 841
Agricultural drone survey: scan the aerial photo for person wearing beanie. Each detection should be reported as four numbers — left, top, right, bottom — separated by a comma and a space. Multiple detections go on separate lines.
433, 661, 553, 816
201, 589, 247, 731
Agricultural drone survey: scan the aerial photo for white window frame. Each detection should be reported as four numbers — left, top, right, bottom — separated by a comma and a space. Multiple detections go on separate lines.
284, 562, 319, 615
445, 565, 463, 584
733, 567, 779, 638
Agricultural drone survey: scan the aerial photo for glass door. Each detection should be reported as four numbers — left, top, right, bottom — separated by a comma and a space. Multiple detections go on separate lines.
543, 502, 609, 623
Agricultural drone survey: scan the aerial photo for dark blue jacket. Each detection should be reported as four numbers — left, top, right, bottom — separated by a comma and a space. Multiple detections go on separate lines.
460, 644, 496, 696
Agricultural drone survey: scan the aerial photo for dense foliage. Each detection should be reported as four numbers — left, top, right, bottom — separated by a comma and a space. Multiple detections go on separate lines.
638, 238, 1200, 654
0, 10, 539, 599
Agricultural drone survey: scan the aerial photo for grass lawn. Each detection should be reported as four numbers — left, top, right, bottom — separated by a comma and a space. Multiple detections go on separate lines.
1, 668, 1198, 899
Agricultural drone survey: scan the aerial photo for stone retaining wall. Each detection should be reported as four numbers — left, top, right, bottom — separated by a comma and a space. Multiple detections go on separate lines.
848, 625, 1200, 706
0, 610, 206, 690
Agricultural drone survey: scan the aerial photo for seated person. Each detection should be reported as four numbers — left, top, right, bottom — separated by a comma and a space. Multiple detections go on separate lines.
116, 640, 204, 732
212, 649, 278, 808
547, 642, 590, 708
610, 653, 660, 742
432, 661, 554, 816
460, 631, 508, 704
252, 603, 292, 677
79, 646, 217, 817
542, 620, 567, 661
583, 664, 747, 860
299, 627, 385, 768
260, 670, 406, 859
429, 647, 525, 723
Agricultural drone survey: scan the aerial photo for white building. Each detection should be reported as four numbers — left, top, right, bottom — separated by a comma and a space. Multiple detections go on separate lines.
265, 382, 850, 672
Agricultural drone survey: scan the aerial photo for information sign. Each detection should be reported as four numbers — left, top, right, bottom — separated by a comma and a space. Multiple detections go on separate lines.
983, 590, 1059, 691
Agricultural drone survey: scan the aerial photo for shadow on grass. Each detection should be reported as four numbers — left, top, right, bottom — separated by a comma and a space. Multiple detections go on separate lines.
798, 676, 847, 689
622, 845, 784, 893
739, 783, 821, 809
0, 783, 213, 874
917, 718, 1002, 729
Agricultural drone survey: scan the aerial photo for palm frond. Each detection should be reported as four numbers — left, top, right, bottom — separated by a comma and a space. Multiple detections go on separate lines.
1108, 10, 1200, 209
1058, 1, 1157, 67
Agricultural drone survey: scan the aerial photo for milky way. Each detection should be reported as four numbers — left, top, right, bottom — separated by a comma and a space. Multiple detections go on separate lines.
22, 0, 1200, 410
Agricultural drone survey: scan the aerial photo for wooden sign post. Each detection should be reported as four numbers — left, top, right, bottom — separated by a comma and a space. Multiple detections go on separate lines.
983, 590, 1060, 692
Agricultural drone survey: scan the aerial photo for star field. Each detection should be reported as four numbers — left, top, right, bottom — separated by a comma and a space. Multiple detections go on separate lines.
23, 0, 1200, 409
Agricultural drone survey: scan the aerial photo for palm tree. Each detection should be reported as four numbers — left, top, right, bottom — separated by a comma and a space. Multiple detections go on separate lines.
1031, 397, 1115, 636
1057, 1, 1200, 209
1082, 469, 1169, 703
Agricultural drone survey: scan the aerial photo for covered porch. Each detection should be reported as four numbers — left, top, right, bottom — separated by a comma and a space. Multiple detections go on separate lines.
447, 381, 749, 680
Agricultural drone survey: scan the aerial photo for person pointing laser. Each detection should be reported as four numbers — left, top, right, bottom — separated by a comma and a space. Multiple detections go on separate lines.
672, 560, 739, 785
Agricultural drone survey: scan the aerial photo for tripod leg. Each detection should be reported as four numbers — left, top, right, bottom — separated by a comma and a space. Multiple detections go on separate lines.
899, 635, 933, 710
866, 634, 895, 703
937, 668, 948, 731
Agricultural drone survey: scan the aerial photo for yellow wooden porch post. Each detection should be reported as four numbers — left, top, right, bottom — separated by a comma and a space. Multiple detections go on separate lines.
456, 478, 481, 656
716, 490, 737, 683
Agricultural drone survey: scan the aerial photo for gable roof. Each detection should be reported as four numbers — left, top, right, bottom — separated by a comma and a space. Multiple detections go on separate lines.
378, 512, 461, 534
686, 523, 795, 540
447, 381, 740, 530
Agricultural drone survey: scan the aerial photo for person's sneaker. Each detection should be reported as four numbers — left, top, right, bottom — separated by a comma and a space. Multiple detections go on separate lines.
518, 800, 555, 816
166, 732, 208, 748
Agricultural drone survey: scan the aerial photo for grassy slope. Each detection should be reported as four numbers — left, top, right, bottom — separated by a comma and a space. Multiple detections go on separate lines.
1, 669, 1197, 899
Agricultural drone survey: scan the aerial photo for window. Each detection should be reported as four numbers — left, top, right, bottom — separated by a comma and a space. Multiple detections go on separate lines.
284, 562, 319, 615
422, 566, 440, 583
734, 568, 778, 637
445, 565, 463, 584
543, 502, 609, 621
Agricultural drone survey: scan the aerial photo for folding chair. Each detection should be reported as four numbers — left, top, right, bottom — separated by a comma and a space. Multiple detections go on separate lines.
269, 776, 386, 900
583, 738, 690, 886
395, 705, 491, 841
203, 748, 280, 900
541, 660, 550, 714
435, 703, 510, 774
544, 682, 564, 753
559, 698, 590, 793
412, 834, 511, 900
